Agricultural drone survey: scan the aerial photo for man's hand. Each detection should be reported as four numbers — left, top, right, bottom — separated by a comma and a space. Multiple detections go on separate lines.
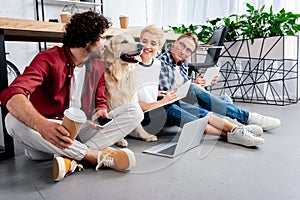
38, 120, 73, 150
210, 75, 219, 86
89, 107, 109, 130
91, 107, 109, 121
6, 94, 73, 150
193, 74, 206, 87
193, 74, 219, 87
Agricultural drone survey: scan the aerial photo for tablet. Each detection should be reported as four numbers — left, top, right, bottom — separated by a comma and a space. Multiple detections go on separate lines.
203, 67, 220, 86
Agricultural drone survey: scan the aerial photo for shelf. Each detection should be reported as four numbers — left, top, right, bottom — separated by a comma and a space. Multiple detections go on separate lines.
43, 0, 101, 8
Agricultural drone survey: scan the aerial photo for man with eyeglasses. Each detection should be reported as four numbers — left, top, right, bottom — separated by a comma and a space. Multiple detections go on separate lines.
157, 32, 281, 133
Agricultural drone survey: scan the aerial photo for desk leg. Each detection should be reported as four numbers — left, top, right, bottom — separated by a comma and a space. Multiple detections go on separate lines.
0, 30, 15, 160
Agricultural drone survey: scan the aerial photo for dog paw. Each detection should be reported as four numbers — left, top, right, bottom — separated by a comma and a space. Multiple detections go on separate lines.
115, 138, 128, 147
144, 135, 158, 142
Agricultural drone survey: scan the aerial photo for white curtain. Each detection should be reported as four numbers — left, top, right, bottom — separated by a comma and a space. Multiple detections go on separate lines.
150, 0, 300, 28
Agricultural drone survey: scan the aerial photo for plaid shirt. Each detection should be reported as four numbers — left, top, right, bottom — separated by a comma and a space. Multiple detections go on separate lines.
157, 50, 189, 91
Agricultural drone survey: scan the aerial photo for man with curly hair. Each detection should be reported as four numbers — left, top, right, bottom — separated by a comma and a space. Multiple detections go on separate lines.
0, 11, 143, 181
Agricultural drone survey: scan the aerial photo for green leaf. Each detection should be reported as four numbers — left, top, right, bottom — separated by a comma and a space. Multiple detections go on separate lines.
167, 3, 300, 43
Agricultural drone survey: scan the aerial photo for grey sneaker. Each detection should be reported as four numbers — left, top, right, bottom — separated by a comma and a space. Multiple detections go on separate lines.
244, 124, 263, 136
227, 127, 264, 147
247, 113, 281, 131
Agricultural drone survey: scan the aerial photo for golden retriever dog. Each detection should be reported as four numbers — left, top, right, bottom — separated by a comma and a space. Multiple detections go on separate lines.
103, 34, 157, 147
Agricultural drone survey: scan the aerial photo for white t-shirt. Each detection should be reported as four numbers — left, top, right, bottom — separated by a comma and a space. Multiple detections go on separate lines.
174, 65, 185, 87
134, 58, 161, 104
69, 64, 86, 108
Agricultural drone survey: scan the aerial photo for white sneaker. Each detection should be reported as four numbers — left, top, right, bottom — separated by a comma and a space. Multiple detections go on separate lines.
227, 127, 264, 147
247, 113, 281, 131
244, 124, 263, 136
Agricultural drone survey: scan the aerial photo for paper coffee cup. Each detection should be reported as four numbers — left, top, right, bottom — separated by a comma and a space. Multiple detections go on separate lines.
62, 107, 87, 140
60, 12, 71, 23
119, 15, 129, 29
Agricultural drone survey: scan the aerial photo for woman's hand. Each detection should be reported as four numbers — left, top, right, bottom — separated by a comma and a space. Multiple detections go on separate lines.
161, 88, 177, 103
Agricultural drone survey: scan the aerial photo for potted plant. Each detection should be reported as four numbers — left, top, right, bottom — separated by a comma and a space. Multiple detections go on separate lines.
168, 3, 300, 43
168, 3, 300, 105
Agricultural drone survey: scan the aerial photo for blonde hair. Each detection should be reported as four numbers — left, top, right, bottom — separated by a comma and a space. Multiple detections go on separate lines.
140, 24, 166, 49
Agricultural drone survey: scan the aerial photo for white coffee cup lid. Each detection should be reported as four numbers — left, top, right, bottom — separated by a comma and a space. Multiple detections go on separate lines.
61, 11, 71, 15
64, 107, 87, 123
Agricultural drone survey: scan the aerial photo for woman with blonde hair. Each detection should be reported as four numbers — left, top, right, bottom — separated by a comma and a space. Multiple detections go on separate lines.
134, 25, 264, 147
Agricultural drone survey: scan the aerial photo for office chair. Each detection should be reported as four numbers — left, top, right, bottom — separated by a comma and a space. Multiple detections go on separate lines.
188, 26, 228, 79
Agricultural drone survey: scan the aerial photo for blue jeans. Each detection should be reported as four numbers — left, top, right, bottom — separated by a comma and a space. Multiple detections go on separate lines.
142, 103, 200, 133
182, 83, 249, 124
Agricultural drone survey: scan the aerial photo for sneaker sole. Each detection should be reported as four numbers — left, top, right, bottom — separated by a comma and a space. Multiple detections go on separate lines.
121, 148, 136, 170
262, 121, 281, 131
53, 157, 66, 181
246, 138, 265, 147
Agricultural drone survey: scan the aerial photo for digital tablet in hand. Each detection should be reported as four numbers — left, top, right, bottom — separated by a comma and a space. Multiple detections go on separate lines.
204, 67, 220, 86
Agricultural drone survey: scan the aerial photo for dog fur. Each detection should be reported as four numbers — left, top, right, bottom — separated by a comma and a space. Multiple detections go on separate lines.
103, 34, 157, 146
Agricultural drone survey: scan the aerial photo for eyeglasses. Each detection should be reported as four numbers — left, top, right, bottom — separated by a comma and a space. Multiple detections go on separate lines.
177, 42, 193, 55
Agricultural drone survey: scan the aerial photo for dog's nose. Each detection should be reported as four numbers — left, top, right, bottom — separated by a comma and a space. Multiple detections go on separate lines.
137, 43, 143, 50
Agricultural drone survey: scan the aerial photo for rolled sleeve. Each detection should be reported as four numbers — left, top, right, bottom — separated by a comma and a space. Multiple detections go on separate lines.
0, 87, 30, 107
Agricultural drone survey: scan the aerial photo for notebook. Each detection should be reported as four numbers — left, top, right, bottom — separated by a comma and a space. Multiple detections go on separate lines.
143, 115, 209, 158
144, 80, 191, 113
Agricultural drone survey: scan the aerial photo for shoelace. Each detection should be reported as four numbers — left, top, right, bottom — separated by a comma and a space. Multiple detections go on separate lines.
247, 128, 259, 137
241, 127, 260, 139
95, 152, 114, 171
70, 160, 84, 173
243, 131, 252, 139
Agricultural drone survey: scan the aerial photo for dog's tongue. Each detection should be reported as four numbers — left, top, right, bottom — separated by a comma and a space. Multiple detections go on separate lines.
134, 55, 142, 62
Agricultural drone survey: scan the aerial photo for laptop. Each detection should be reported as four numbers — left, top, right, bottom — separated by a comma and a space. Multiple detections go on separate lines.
143, 115, 209, 158
144, 80, 191, 113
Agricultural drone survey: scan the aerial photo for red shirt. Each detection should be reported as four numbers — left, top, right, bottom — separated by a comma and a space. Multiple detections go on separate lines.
0, 45, 107, 120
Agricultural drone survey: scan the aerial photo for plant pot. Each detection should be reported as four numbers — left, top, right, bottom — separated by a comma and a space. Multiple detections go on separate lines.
210, 35, 299, 105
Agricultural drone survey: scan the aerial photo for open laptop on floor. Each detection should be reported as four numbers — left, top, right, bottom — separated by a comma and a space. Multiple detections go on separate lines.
143, 115, 209, 158
144, 80, 191, 113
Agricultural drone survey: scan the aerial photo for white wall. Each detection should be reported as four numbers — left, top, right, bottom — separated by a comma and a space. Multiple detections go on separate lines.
0, 0, 148, 72
103, 0, 148, 29
1, 0, 39, 73
3, 0, 299, 73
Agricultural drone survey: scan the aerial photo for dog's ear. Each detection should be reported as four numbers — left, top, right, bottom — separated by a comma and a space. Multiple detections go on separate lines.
104, 38, 115, 64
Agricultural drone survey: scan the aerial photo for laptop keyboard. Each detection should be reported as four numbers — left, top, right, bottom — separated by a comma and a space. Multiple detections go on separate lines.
158, 144, 177, 155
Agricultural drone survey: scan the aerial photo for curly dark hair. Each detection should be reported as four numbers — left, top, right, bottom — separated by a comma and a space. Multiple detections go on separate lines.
63, 11, 112, 48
